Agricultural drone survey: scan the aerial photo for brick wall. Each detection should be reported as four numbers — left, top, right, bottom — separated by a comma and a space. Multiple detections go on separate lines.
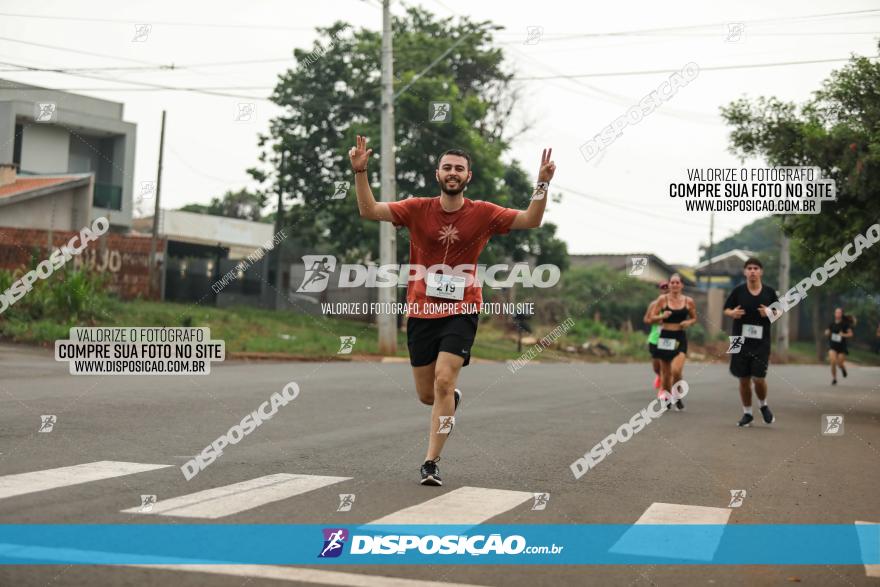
0, 226, 163, 300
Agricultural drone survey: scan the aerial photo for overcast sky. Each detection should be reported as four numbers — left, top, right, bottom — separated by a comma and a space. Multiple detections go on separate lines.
2, 0, 878, 265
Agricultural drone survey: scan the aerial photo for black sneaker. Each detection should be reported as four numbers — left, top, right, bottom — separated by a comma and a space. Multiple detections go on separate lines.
454, 388, 461, 412
675, 398, 685, 411
420, 458, 442, 486
759, 405, 775, 424
841, 366, 848, 378
832, 378, 837, 385
737, 413, 754, 427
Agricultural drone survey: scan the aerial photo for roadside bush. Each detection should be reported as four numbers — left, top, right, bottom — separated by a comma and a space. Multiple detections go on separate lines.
0, 267, 118, 339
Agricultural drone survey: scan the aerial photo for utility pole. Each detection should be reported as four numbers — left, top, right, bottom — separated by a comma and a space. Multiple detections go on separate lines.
777, 217, 790, 354
707, 212, 715, 272
378, 0, 397, 355
149, 110, 166, 300
271, 149, 286, 310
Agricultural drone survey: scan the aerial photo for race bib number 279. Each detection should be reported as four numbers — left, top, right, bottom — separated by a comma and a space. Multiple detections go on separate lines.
426, 272, 466, 301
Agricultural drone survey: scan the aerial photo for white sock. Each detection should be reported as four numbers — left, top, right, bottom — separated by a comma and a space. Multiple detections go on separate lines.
759, 399, 767, 407
743, 406, 753, 415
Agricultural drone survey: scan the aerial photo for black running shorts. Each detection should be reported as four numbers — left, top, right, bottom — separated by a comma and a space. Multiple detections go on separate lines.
729, 346, 770, 379
407, 313, 479, 367
654, 329, 687, 362
648, 342, 659, 359
829, 341, 848, 355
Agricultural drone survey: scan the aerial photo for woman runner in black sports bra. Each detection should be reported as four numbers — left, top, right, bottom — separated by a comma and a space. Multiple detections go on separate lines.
825, 307, 855, 385
646, 273, 697, 410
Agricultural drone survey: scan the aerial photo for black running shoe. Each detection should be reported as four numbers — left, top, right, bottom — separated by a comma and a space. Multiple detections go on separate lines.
737, 413, 754, 427
841, 366, 848, 378
759, 405, 775, 424
675, 398, 685, 411
454, 388, 461, 412
832, 378, 837, 385
420, 458, 442, 486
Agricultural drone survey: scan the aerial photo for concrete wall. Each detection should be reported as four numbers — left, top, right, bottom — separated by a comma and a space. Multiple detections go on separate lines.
0, 102, 14, 165
20, 124, 69, 173
135, 210, 275, 253
0, 184, 92, 231
0, 79, 124, 120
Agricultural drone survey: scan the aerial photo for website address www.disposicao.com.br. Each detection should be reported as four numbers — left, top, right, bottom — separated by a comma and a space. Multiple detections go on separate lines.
319, 530, 563, 559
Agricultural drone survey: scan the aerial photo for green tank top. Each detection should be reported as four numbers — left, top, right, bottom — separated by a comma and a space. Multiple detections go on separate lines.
647, 323, 661, 344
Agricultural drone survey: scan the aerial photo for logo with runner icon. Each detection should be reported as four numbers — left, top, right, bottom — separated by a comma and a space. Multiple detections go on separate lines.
728, 489, 746, 508
531, 492, 550, 510
319, 528, 348, 558
727, 336, 745, 354
821, 414, 844, 436
139, 494, 157, 512
337, 336, 356, 355
298, 255, 337, 293
337, 494, 356, 512
437, 416, 455, 434
38, 415, 57, 433
629, 257, 648, 276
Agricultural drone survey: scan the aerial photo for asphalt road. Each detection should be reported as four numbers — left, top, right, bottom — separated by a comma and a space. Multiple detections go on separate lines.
0, 342, 878, 586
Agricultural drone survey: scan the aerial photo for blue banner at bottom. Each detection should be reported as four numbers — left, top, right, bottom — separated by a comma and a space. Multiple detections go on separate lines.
0, 524, 876, 565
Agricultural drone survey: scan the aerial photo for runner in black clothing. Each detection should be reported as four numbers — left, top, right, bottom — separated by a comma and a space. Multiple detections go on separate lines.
646, 274, 696, 410
825, 308, 855, 385
723, 257, 779, 427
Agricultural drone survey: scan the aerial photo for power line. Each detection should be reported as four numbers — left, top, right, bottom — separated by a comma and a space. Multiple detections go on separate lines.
497, 8, 880, 45
554, 183, 718, 230
0, 35, 162, 65
512, 55, 877, 80
0, 60, 271, 100
0, 12, 317, 31
507, 45, 718, 124
12, 51, 870, 94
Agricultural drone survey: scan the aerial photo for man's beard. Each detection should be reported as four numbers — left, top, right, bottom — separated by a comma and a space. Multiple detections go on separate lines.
440, 176, 468, 196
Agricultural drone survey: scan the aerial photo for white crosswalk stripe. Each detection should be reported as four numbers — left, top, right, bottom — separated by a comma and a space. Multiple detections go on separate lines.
855, 521, 879, 577
0, 461, 170, 500
133, 564, 485, 586
0, 544, 482, 586
610, 502, 732, 561
366, 486, 534, 526
121, 473, 351, 519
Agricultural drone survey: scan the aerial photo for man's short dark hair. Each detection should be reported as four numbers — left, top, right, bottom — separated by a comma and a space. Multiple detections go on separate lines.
437, 149, 472, 170
744, 257, 763, 269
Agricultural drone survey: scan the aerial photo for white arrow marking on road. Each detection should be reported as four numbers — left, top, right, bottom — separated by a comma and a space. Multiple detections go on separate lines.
610, 502, 732, 561
122, 474, 350, 519
855, 521, 879, 577
366, 486, 534, 526
0, 461, 170, 500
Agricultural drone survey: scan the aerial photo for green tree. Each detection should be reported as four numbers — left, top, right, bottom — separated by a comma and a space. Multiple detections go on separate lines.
179, 189, 267, 222
249, 7, 567, 268
699, 216, 777, 262
721, 46, 880, 357
518, 265, 656, 327
720, 46, 880, 291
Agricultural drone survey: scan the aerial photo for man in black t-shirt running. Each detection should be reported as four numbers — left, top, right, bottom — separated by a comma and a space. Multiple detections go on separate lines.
723, 257, 779, 427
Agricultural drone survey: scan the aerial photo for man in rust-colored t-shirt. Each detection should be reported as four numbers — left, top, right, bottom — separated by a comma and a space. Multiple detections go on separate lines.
349, 135, 556, 486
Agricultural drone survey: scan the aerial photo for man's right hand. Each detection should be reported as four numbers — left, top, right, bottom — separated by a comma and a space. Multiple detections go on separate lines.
349, 135, 372, 171
729, 305, 745, 319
